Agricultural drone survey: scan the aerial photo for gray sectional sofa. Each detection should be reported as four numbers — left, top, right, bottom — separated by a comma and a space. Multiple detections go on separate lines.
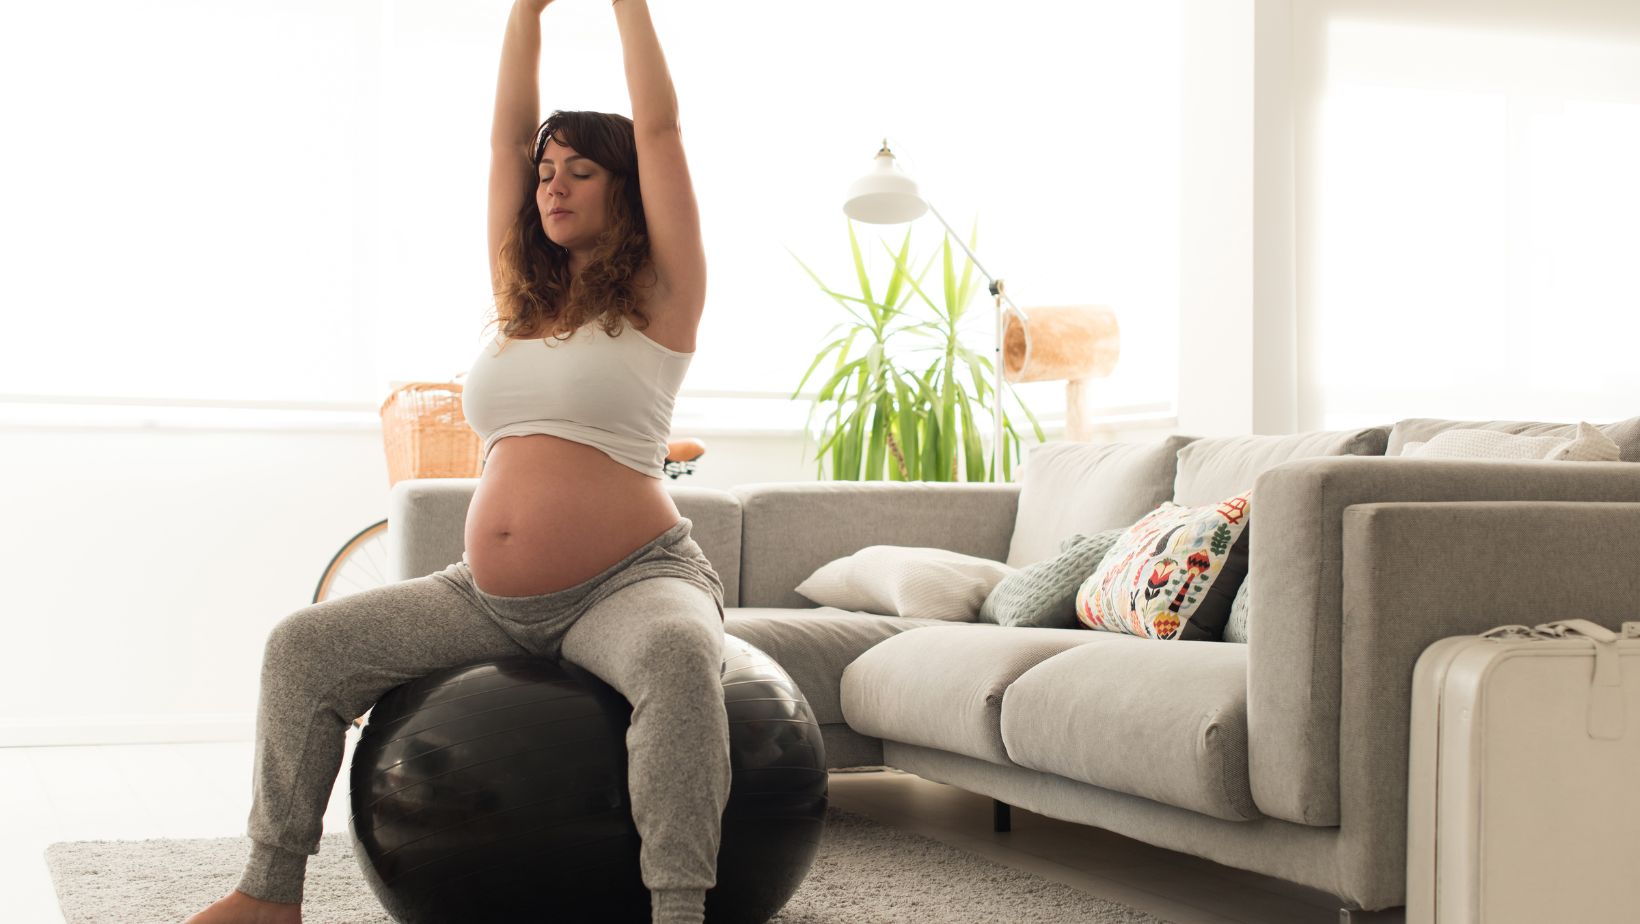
387, 417, 1640, 918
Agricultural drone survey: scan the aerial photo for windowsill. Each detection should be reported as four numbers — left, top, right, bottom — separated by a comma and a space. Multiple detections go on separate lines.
0, 394, 1177, 437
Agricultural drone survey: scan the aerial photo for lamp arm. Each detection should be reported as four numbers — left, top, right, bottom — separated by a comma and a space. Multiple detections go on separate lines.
924, 198, 1032, 369
924, 201, 1025, 319
923, 200, 1033, 482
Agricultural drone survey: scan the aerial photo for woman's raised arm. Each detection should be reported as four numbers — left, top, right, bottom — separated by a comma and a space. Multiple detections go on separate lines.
488, 0, 553, 288
613, 0, 706, 315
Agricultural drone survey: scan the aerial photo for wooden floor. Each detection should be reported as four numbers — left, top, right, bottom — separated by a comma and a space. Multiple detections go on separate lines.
1, 733, 1363, 924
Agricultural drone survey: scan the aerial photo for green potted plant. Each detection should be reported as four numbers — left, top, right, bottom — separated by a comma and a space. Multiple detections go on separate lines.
788, 219, 1045, 482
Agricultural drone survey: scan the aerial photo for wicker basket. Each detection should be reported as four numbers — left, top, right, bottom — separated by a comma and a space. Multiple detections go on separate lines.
379, 378, 483, 487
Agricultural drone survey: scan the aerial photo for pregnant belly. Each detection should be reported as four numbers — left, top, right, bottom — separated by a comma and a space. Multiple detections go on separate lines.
463, 434, 681, 597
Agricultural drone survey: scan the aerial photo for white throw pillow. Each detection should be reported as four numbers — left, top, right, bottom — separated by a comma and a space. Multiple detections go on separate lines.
794, 546, 1017, 621
1403, 422, 1621, 462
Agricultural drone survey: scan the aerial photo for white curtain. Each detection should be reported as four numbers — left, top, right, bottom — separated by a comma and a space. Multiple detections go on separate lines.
1300, 8, 1640, 429
0, 0, 1182, 428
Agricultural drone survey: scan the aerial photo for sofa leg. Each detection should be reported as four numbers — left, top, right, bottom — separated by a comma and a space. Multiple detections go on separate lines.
1338, 906, 1405, 923
992, 799, 1011, 832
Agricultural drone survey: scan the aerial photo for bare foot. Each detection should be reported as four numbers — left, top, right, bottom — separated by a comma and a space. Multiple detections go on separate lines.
182, 889, 301, 924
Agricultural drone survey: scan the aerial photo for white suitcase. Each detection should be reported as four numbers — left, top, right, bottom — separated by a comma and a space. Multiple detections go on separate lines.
1407, 619, 1640, 924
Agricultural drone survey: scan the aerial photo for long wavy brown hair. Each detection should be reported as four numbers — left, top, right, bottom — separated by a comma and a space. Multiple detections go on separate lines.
487, 110, 658, 351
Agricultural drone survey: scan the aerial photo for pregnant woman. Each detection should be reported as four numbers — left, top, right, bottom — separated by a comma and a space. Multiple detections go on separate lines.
184, 1, 727, 921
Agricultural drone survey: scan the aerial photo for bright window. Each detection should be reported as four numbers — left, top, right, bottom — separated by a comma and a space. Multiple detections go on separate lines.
1309, 20, 1640, 429
0, 0, 1182, 429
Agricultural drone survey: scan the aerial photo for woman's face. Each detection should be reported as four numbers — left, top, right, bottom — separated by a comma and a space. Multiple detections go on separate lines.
536, 137, 612, 251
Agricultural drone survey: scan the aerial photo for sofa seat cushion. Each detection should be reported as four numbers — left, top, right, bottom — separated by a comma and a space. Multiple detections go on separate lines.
723, 608, 957, 725
1000, 638, 1259, 821
839, 625, 1119, 766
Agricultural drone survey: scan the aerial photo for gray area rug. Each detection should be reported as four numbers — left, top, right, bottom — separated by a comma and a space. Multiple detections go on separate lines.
45, 804, 1171, 923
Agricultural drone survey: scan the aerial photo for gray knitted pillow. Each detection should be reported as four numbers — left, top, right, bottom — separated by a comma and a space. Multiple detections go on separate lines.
979, 528, 1126, 628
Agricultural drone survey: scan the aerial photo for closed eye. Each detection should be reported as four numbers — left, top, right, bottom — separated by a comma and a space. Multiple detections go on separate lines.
540, 174, 593, 183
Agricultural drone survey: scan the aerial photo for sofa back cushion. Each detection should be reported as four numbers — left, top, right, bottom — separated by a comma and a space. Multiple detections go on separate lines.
1402, 421, 1622, 461
1005, 436, 1198, 568
1172, 428, 1390, 507
1387, 416, 1640, 462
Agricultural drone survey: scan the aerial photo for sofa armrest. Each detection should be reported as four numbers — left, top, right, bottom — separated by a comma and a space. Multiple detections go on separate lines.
1249, 455, 1640, 828
387, 477, 745, 604
1333, 500, 1640, 902
388, 478, 479, 582
731, 481, 1022, 608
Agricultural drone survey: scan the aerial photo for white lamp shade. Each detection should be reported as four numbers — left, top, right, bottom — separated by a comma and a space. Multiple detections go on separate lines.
842, 150, 929, 224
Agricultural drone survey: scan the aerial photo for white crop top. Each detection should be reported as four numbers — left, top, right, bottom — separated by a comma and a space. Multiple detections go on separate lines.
460, 317, 692, 479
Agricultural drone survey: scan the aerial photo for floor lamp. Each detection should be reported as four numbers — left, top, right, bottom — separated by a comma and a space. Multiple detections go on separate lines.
841, 140, 1032, 481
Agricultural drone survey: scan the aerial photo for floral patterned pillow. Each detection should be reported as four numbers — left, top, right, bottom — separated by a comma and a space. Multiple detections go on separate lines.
1074, 492, 1251, 640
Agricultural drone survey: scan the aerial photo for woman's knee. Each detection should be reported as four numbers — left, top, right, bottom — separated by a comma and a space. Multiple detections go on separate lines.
626, 610, 722, 668
261, 603, 354, 680
262, 578, 436, 667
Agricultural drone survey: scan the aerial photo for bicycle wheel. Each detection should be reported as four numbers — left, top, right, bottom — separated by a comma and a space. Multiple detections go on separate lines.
313, 518, 392, 605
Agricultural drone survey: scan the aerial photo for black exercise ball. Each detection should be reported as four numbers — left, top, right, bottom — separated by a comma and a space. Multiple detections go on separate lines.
347, 634, 827, 924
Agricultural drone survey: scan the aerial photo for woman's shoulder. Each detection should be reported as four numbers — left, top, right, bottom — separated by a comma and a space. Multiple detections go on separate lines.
622, 304, 698, 354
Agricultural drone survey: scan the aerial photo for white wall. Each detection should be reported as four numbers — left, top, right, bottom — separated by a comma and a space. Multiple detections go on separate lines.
1177, 0, 1298, 437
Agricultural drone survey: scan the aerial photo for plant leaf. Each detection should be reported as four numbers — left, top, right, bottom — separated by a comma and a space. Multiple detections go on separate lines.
847, 220, 876, 321
942, 235, 956, 322
895, 376, 919, 479
921, 409, 942, 480
957, 215, 978, 315
959, 391, 985, 481
816, 357, 863, 403
865, 394, 888, 480
791, 335, 852, 398
883, 239, 944, 316
881, 226, 914, 314
786, 246, 876, 327
940, 356, 958, 478
966, 351, 991, 404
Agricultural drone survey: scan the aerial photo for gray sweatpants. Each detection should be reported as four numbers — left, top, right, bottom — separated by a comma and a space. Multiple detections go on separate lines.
235, 517, 729, 924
